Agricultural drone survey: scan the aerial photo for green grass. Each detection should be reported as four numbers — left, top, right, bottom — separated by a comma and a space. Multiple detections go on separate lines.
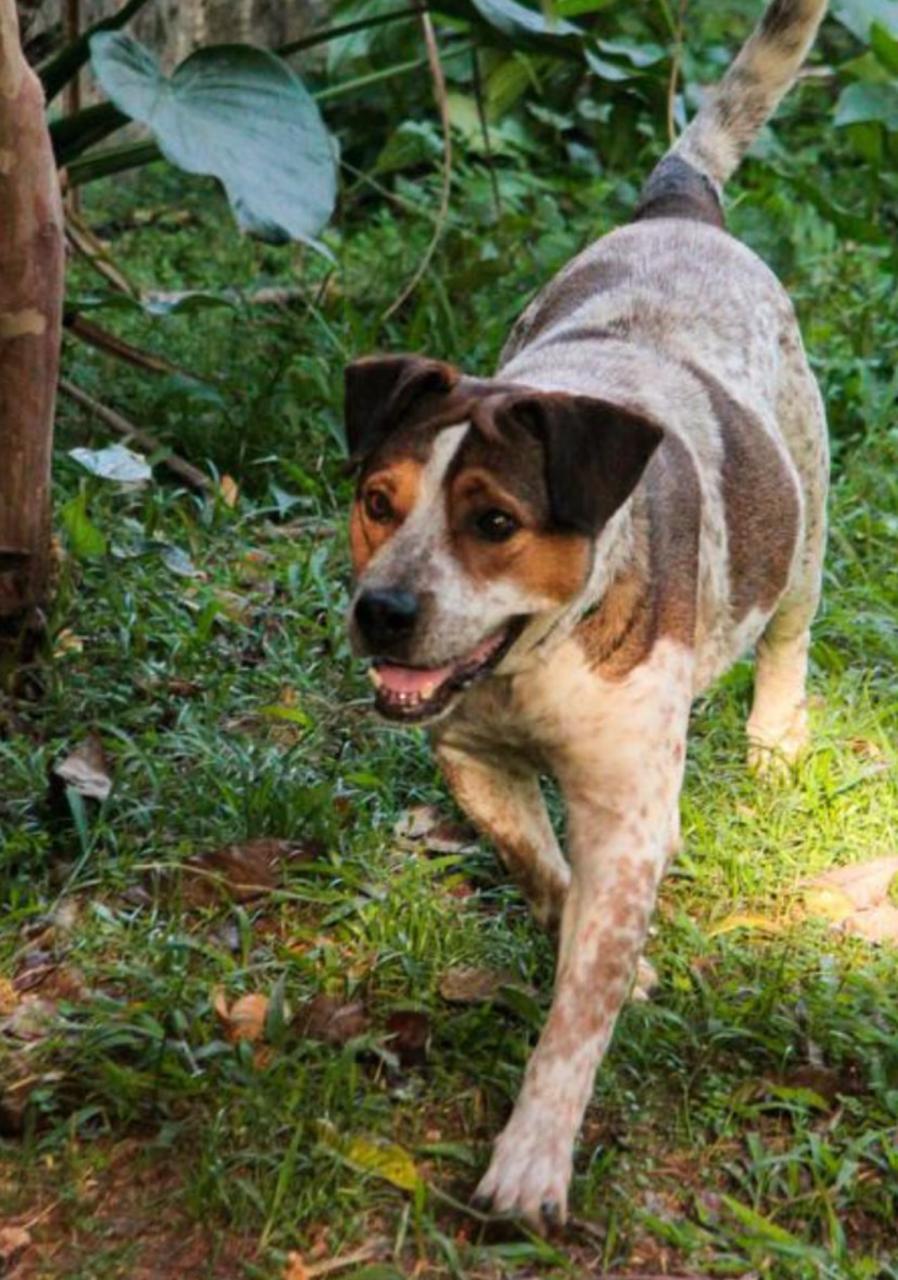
2, 61, 898, 1280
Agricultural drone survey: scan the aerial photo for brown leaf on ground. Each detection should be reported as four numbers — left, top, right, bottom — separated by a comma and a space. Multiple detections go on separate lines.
212, 989, 270, 1043
283, 1241, 386, 1280
804, 855, 898, 944
1, 996, 59, 1042
52, 732, 112, 801
0, 976, 17, 1015
438, 965, 521, 1004
0, 1225, 31, 1267
283, 1253, 310, 1280
294, 995, 369, 1045
394, 804, 478, 853
806, 855, 898, 913
219, 474, 239, 508
14, 955, 86, 1002
840, 902, 898, 944
179, 836, 322, 907
384, 1010, 431, 1068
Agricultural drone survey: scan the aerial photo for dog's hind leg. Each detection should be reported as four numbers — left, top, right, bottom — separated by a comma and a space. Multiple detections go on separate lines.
435, 742, 570, 930
747, 613, 814, 769
748, 347, 828, 772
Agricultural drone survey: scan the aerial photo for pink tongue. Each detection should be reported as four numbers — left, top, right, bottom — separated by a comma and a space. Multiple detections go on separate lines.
374, 630, 506, 697
377, 663, 454, 695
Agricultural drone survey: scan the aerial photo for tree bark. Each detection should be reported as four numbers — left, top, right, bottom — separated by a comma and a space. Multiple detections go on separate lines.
0, 0, 65, 623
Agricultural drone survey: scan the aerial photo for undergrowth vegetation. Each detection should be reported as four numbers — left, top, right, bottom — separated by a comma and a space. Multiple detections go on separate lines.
1, 1, 897, 1276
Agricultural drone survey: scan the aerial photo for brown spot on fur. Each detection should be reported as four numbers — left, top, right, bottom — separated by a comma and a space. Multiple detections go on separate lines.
349, 458, 423, 574
575, 431, 700, 679
634, 155, 725, 228
685, 362, 800, 622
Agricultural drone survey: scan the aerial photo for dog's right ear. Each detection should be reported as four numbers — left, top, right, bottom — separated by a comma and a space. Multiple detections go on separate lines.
344, 355, 460, 463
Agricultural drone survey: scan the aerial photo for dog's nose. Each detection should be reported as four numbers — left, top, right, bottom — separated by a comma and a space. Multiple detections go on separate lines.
355, 588, 419, 650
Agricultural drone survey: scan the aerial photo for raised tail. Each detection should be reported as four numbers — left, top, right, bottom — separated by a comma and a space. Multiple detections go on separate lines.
670, 0, 828, 191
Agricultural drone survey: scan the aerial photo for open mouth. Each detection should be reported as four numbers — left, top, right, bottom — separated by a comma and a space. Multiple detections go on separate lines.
367, 618, 525, 723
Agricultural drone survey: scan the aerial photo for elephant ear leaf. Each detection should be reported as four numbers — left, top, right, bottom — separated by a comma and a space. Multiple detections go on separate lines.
89, 33, 337, 252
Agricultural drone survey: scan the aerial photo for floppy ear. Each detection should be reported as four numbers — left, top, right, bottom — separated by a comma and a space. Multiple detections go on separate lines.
492, 391, 663, 536
343, 354, 459, 461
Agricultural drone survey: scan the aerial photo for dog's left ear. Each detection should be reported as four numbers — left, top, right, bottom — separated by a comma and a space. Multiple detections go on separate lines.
491, 391, 664, 536
344, 354, 460, 461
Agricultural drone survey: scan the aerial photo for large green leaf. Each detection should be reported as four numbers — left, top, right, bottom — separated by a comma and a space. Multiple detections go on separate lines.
831, 0, 898, 40
89, 34, 337, 250
834, 80, 898, 130
434, 0, 586, 55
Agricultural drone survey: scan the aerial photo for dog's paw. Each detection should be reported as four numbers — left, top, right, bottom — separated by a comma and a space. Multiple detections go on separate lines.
630, 955, 659, 1002
747, 704, 809, 776
472, 1113, 573, 1233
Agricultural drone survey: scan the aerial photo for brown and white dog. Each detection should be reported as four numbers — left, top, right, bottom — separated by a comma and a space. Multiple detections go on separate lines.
344, 0, 829, 1231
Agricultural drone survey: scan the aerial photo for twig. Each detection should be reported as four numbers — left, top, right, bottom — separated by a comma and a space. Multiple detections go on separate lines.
381, 10, 453, 324
64, 313, 188, 377
58, 378, 212, 493
141, 285, 306, 310
471, 47, 501, 220
666, 0, 688, 146
64, 0, 81, 213
65, 208, 137, 297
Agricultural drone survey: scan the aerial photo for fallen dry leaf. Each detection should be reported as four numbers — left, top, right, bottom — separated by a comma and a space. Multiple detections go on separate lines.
804, 855, 898, 943
295, 995, 369, 1046
839, 902, 898, 944
53, 732, 112, 801
283, 1253, 310, 1280
179, 836, 321, 907
1, 996, 59, 1041
53, 628, 84, 658
806, 856, 898, 914
343, 1134, 421, 1191
212, 989, 270, 1043
219, 473, 239, 508
394, 804, 478, 853
384, 1010, 430, 1068
0, 1225, 31, 1266
0, 977, 17, 1016
438, 965, 521, 1004
283, 1241, 386, 1280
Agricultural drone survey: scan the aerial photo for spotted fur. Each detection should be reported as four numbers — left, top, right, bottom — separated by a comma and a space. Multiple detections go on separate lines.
342, 0, 830, 1232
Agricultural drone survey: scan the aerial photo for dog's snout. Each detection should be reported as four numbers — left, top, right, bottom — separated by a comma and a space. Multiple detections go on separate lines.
355, 588, 419, 650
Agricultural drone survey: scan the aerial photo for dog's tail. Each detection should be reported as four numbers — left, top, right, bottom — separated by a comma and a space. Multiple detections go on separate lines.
666, 0, 828, 191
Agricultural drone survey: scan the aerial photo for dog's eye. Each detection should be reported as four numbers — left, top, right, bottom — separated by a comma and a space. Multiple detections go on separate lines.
473, 509, 520, 543
364, 489, 394, 524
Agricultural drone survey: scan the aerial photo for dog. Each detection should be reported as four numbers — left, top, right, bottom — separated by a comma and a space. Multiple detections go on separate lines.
343, 0, 829, 1231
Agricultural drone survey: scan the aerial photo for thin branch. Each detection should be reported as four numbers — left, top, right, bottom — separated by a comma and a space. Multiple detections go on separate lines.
59, 379, 212, 493
65, 208, 137, 297
277, 6, 423, 58
471, 46, 501, 220
64, 313, 187, 377
381, 11, 453, 324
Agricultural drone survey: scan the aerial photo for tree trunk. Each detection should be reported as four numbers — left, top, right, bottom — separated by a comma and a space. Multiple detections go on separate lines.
0, 0, 65, 626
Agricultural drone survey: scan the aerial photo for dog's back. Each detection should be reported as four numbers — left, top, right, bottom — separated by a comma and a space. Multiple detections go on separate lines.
498, 0, 829, 692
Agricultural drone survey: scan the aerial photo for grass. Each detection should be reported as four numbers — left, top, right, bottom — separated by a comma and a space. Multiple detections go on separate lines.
2, 48, 898, 1280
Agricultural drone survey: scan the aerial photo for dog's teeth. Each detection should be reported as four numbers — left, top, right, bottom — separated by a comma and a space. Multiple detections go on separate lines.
368, 667, 383, 688
419, 683, 436, 699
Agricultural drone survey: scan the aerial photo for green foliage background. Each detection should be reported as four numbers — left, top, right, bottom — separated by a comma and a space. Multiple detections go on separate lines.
1, 1, 897, 1275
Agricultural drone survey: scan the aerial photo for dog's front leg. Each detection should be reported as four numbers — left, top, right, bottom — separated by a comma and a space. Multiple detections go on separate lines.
473, 667, 691, 1230
435, 739, 570, 930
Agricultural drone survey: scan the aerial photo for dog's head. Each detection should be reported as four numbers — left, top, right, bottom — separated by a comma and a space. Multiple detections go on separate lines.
344, 354, 662, 724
